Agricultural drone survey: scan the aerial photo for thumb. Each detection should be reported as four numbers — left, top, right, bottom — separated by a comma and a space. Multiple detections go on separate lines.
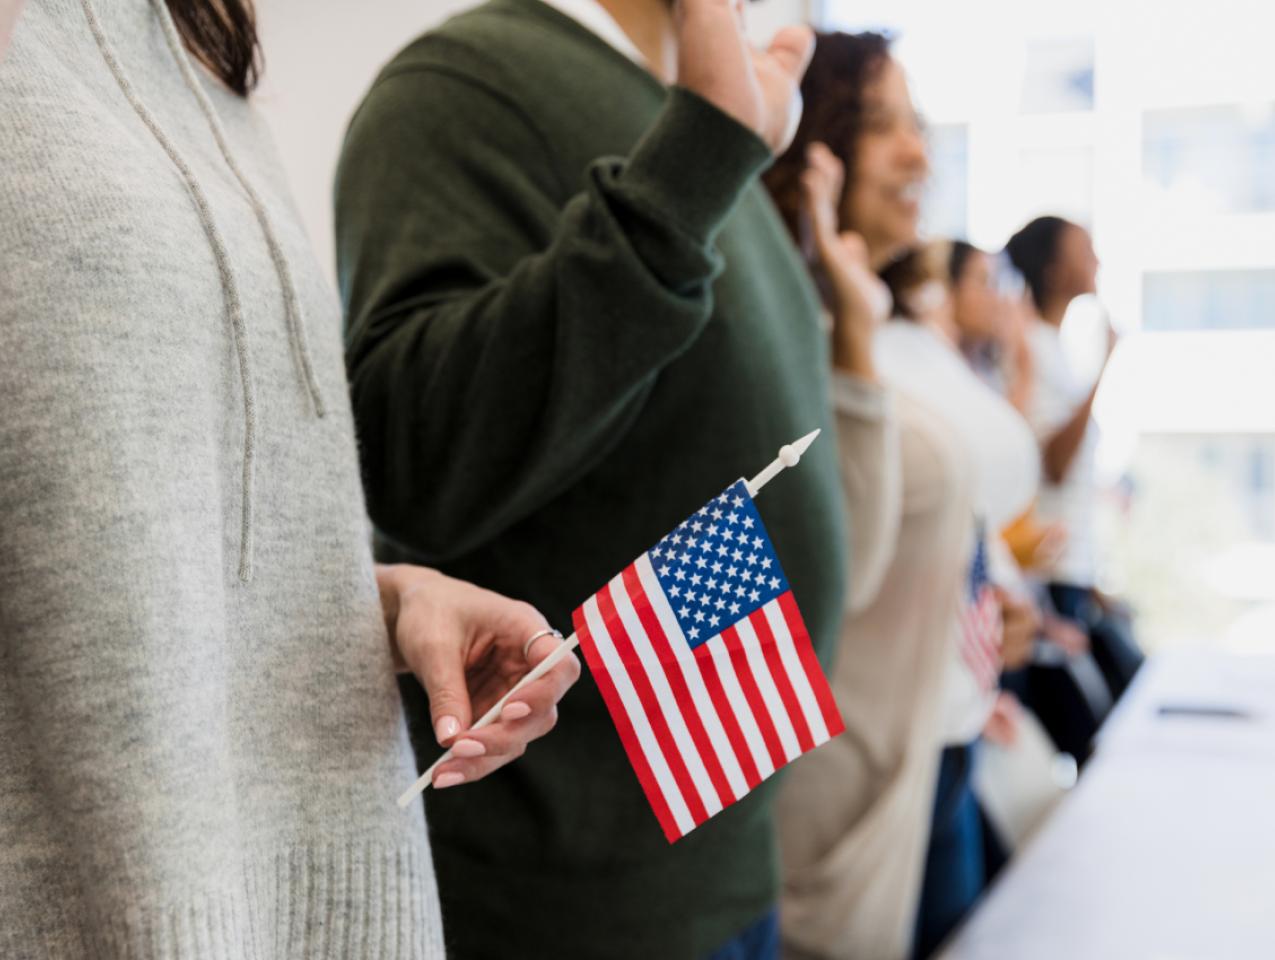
766, 24, 815, 81
413, 628, 473, 746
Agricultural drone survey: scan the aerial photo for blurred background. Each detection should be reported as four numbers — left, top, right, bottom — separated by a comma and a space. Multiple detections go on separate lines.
255, 0, 1275, 657
826, 0, 1275, 658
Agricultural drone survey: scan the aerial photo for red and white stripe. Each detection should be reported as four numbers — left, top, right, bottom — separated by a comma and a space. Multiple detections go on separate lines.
958, 586, 1003, 693
574, 554, 843, 842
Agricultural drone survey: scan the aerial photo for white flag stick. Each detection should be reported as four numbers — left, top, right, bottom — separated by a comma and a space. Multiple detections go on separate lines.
397, 429, 822, 809
746, 428, 821, 497
397, 633, 581, 808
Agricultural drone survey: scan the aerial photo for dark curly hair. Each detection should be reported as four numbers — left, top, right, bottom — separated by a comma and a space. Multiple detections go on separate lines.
168, 0, 261, 97
762, 31, 892, 259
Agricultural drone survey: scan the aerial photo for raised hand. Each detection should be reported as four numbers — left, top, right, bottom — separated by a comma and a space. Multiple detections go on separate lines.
996, 292, 1036, 413
675, 0, 814, 153
802, 142, 891, 377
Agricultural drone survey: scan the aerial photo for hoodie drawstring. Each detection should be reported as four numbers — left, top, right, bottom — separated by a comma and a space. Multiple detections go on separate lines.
152, 1, 327, 421
81, 0, 327, 583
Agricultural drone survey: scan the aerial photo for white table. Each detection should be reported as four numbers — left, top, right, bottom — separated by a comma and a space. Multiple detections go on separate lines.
940, 650, 1275, 960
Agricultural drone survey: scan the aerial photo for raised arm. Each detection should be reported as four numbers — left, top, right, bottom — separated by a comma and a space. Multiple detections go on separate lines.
337, 11, 812, 561
1041, 320, 1117, 484
796, 142, 900, 611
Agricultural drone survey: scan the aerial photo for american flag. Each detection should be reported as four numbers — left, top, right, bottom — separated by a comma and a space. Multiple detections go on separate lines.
572, 479, 843, 843
958, 525, 1003, 693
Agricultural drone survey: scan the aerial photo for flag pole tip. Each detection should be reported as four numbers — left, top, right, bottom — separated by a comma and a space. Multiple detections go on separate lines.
780, 429, 820, 465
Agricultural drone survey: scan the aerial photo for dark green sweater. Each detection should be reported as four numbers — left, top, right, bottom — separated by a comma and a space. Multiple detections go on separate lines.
336, 2, 847, 956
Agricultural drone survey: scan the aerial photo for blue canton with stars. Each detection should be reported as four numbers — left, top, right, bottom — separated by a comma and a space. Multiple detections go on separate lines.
647, 479, 790, 649
967, 521, 992, 601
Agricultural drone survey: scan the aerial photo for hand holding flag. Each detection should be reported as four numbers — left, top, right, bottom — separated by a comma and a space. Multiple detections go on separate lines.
381, 566, 580, 796
398, 431, 844, 843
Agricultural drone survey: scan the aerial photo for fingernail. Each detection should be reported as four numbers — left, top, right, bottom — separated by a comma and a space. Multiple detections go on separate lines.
435, 715, 460, 744
501, 701, 532, 721
433, 772, 465, 789
452, 738, 486, 759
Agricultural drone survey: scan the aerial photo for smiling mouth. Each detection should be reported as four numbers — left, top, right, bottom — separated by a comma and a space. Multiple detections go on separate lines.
888, 182, 925, 210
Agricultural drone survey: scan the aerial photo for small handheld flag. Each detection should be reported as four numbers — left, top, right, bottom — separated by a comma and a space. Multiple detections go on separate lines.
957, 524, 1003, 693
572, 450, 843, 841
397, 430, 844, 836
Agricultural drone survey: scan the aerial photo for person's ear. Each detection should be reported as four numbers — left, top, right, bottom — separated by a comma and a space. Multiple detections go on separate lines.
1043, 257, 1063, 299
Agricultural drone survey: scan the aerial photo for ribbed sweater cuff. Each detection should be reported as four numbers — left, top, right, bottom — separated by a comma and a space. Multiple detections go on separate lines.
832, 371, 891, 421
6, 840, 443, 960
620, 86, 774, 247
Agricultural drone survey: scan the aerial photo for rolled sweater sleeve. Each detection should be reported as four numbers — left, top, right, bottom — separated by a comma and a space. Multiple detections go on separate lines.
337, 67, 772, 561
832, 373, 902, 615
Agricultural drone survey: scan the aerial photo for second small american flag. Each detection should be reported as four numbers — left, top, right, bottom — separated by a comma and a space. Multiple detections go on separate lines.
572, 478, 843, 842
958, 526, 1003, 694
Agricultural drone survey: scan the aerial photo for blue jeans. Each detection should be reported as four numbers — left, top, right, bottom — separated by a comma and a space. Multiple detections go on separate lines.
706, 908, 779, 960
912, 744, 985, 959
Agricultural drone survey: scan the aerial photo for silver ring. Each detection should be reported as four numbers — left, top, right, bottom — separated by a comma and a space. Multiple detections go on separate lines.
522, 628, 563, 661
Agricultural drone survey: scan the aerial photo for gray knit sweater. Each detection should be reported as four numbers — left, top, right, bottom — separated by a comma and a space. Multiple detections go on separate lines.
0, 1, 443, 956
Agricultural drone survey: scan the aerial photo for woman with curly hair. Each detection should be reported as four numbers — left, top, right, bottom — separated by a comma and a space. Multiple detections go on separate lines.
767, 31, 1044, 958
765, 32, 981, 960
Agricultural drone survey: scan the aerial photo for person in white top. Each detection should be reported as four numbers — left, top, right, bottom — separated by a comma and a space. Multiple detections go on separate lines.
877, 241, 1044, 958
1006, 217, 1143, 701
873, 291, 1039, 746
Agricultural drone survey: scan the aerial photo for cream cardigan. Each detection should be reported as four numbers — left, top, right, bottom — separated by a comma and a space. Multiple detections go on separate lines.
778, 372, 975, 960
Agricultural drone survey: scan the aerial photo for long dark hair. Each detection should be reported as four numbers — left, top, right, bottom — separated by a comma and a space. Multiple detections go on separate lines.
763, 31, 892, 256
879, 239, 984, 321
1004, 215, 1070, 313
948, 239, 980, 287
878, 242, 940, 320
167, 0, 261, 97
